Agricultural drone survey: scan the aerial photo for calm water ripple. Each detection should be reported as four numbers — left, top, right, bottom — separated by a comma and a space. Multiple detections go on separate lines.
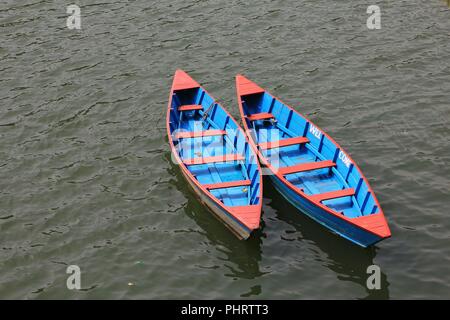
0, 0, 449, 299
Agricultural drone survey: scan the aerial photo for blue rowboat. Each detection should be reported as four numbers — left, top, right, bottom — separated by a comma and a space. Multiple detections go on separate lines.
166, 70, 263, 239
235, 75, 391, 247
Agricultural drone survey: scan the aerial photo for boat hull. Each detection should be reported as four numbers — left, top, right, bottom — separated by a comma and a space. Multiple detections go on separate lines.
235, 74, 390, 247
268, 174, 382, 247
167, 70, 263, 240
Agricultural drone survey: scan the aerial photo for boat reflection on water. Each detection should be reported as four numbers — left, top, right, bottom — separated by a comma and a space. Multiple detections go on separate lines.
183, 198, 265, 274
264, 177, 390, 300
166, 152, 266, 297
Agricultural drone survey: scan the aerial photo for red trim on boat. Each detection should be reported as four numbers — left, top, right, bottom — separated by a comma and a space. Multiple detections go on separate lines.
175, 129, 225, 139
259, 136, 309, 150
278, 160, 336, 175
229, 205, 261, 229
178, 104, 203, 111
203, 180, 251, 190
183, 154, 245, 165
236, 75, 265, 96
309, 188, 355, 202
172, 70, 200, 91
247, 112, 274, 121
352, 213, 391, 238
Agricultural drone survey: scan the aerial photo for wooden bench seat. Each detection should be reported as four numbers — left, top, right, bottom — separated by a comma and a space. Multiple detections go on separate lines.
278, 160, 336, 175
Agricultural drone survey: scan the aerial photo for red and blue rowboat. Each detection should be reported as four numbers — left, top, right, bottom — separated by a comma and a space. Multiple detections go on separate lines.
167, 70, 263, 239
236, 75, 391, 247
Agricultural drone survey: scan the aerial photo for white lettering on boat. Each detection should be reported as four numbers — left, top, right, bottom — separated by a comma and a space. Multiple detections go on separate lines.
309, 124, 321, 139
339, 151, 352, 168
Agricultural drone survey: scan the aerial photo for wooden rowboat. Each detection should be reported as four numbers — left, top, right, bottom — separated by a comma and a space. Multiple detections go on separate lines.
236, 75, 391, 247
166, 70, 263, 239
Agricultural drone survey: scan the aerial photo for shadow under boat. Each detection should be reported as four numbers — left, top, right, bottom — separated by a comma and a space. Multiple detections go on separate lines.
263, 176, 390, 299
164, 151, 267, 287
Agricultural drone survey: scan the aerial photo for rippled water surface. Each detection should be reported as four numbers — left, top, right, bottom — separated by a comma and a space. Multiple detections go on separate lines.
0, 0, 449, 299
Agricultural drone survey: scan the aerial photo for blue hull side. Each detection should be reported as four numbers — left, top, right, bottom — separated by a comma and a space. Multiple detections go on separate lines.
268, 175, 382, 247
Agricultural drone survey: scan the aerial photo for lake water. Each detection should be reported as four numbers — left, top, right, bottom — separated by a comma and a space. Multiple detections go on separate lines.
0, 0, 449, 299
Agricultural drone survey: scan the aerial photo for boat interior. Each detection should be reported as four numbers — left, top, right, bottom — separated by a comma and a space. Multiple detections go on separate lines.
168, 87, 261, 208
240, 92, 380, 219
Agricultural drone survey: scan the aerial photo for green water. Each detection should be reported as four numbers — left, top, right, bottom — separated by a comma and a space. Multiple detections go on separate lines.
0, 0, 449, 299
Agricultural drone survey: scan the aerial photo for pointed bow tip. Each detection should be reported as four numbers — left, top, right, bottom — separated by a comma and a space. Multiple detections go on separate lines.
235, 75, 265, 96
172, 69, 200, 91
378, 226, 391, 239
173, 69, 188, 79
369, 224, 391, 239
235, 74, 246, 83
